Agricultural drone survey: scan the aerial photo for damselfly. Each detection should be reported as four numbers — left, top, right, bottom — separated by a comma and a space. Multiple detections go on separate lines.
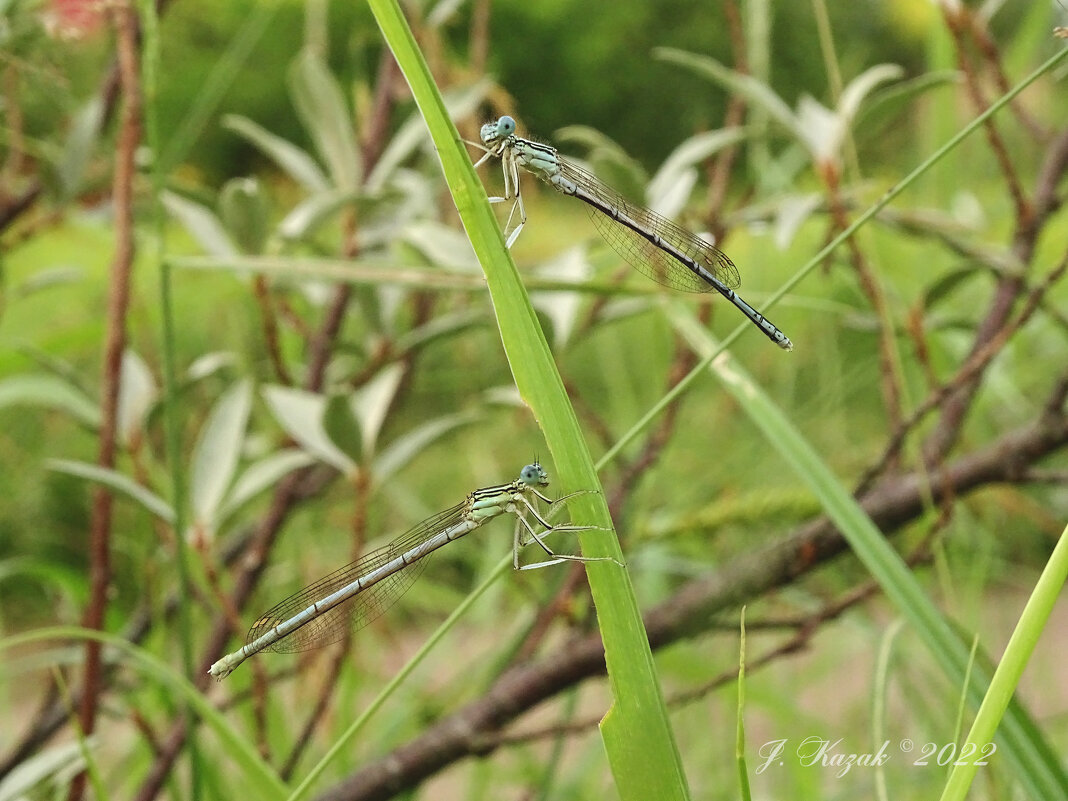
471, 116, 793, 351
209, 463, 611, 679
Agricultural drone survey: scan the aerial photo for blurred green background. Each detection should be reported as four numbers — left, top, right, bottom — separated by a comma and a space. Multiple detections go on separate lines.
1, 0, 1066, 798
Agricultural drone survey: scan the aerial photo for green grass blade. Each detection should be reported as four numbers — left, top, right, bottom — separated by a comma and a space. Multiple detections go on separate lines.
939, 521, 1068, 801
367, 2, 690, 798
736, 608, 752, 801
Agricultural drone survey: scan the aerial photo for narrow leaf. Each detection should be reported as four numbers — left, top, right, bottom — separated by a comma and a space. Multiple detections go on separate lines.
116, 351, 158, 449
0, 740, 90, 801
56, 97, 105, 200
222, 114, 329, 192
838, 63, 905, 125
350, 364, 404, 456
278, 188, 359, 241
261, 386, 355, 474
219, 177, 270, 255
365, 81, 491, 191
47, 459, 174, 523
0, 374, 100, 428
655, 48, 800, 137
372, 411, 479, 484
190, 380, 253, 530
323, 393, 363, 464
288, 49, 360, 190
161, 191, 238, 258
646, 128, 747, 213
217, 449, 316, 524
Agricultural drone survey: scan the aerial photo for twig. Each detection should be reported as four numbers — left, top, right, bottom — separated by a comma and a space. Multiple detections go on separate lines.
858, 252, 1068, 494
919, 120, 1068, 465
68, 4, 141, 801
252, 275, 294, 385
942, 4, 1032, 232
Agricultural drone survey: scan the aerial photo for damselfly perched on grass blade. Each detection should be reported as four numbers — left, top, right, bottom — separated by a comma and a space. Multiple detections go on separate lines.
209, 463, 616, 679
471, 115, 793, 351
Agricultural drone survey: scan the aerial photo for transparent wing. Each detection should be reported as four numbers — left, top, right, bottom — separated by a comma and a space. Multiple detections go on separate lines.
246, 501, 469, 653
555, 159, 741, 292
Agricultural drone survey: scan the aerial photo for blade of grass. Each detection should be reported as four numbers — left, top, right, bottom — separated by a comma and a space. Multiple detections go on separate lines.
158, 0, 283, 171
736, 607, 752, 801
938, 521, 1068, 801
367, 2, 690, 799
668, 303, 1068, 800
141, 0, 203, 793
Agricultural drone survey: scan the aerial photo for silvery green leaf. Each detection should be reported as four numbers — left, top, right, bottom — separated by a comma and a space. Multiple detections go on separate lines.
531, 247, 591, 348
0, 740, 90, 801
117, 350, 157, 449
648, 168, 697, 221
395, 308, 486, 352
400, 221, 479, 271
217, 449, 316, 523
350, 364, 404, 456
162, 191, 238, 258
186, 352, 238, 382
482, 385, 523, 407
288, 49, 360, 190
555, 125, 633, 166
365, 113, 430, 193
47, 459, 174, 523
555, 125, 647, 197
655, 48, 799, 136
796, 95, 841, 164
56, 97, 104, 200
646, 128, 747, 214
950, 191, 986, 229
12, 266, 84, 298
222, 114, 329, 192
262, 385, 355, 474
772, 193, 823, 249
373, 410, 479, 483
219, 177, 270, 255
190, 379, 252, 531
278, 188, 359, 241
838, 64, 905, 125
323, 392, 363, 463
365, 80, 491, 191
858, 71, 959, 132
426, 0, 465, 27
359, 169, 436, 248
599, 296, 657, 324
0, 374, 99, 428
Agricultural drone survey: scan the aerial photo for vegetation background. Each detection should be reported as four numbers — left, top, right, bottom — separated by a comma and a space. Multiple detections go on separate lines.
1, 0, 1066, 800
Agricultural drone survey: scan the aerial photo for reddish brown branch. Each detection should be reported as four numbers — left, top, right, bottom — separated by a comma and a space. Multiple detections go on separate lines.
859, 252, 1068, 494
942, 5, 1032, 232
68, 4, 143, 801
920, 122, 1068, 466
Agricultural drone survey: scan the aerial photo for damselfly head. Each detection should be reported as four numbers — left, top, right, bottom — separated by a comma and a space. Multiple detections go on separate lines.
519, 462, 549, 487
481, 115, 517, 147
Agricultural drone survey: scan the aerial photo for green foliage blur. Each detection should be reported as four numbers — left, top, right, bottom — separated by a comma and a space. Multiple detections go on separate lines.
7, 0, 938, 180
2, 0, 1067, 797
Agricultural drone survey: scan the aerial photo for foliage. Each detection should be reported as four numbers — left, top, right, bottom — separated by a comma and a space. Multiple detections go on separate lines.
1, 0, 1067, 800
